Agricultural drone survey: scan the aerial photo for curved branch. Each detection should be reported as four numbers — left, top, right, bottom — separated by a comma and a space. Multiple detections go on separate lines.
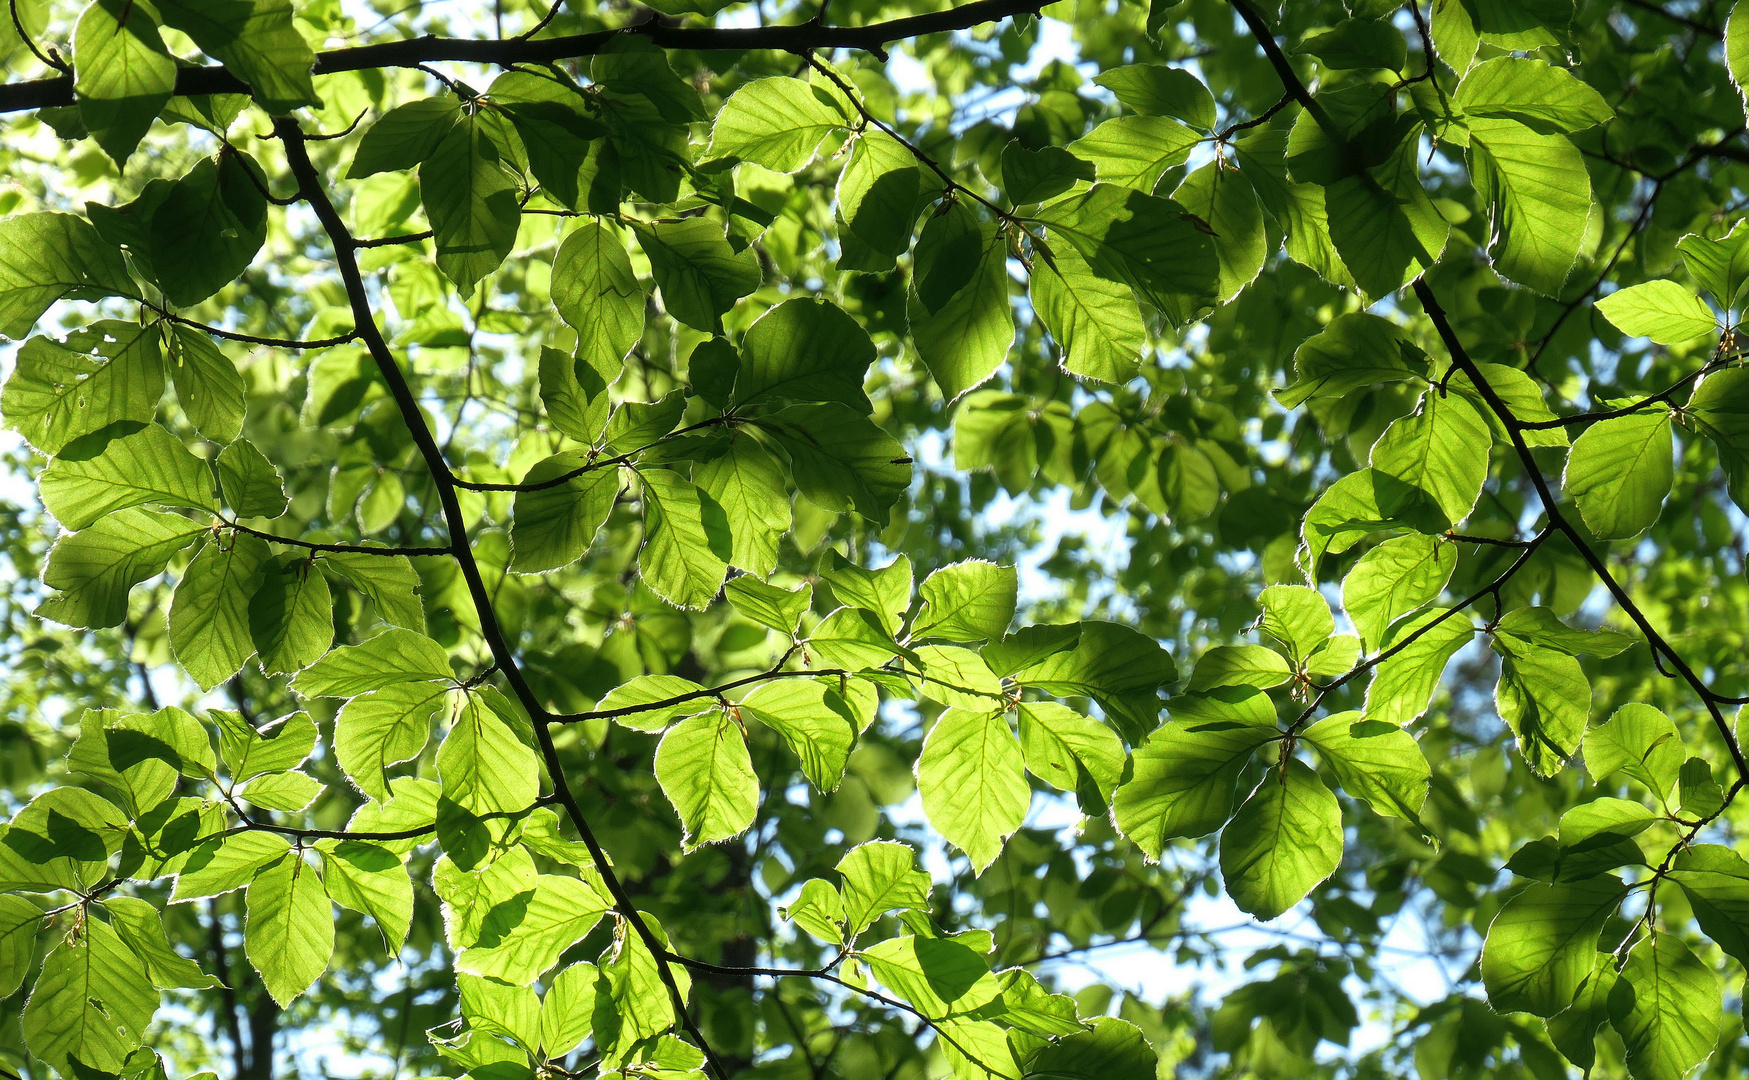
274, 116, 733, 1080
223, 519, 452, 557
0, 0, 1045, 115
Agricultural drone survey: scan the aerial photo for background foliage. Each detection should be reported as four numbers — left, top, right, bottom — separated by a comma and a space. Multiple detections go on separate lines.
2, 0, 1749, 1077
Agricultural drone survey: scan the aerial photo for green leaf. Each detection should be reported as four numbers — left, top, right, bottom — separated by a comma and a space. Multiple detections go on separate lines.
422, 116, 522, 297
1467, 115, 1591, 295
215, 438, 286, 519
908, 201, 1014, 401
706, 76, 846, 172
1000, 622, 1175, 742
1275, 311, 1428, 409
1035, 183, 1219, 323
551, 220, 645, 371
757, 402, 911, 524
1686, 366, 1749, 513
154, 0, 319, 113
244, 853, 334, 1006
911, 644, 1004, 711
724, 576, 810, 635
458, 873, 612, 983
171, 831, 292, 900
596, 674, 711, 733
1325, 136, 1450, 299
632, 217, 762, 333
1480, 875, 1626, 1016
333, 681, 448, 801
41, 421, 218, 530
214, 708, 316, 780
1299, 18, 1408, 69
807, 605, 904, 671
1563, 411, 1673, 539
1187, 644, 1292, 692
597, 92, 685, 205
541, 962, 599, 1058
438, 690, 540, 819
836, 840, 931, 937
1257, 583, 1337, 666
1445, 361, 1571, 448
249, 555, 334, 674
1000, 141, 1095, 206
1016, 700, 1124, 805
294, 627, 453, 697
4, 322, 164, 454
1583, 702, 1681, 801
489, 71, 610, 212
1668, 845, 1749, 968
69, 706, 215, 814
240, 769, 322, 812
862, 935, 1002, 1020
1453, 57, 1613, 133
911, 560, 1016, 644
1173, 161, 1266, 303
654, 708, 759, 849
917, 708, 1029, 873
995, 968, 1085, 1038
1112, 721, 1275, 858
0, 212, 137, 340
1547, 955, 1618, 1073
695, 438, 789, 577
348, 96, 460, 178
1023, 1017, 1156, 1080
740, 679, 858, 792
458, 972, 541, 1054
604, 389, 685, 453
1368, 391, 1491, 527
637, 468, 731, 611
590, 37, 706, 124
1302, 467, 1447, 572
150, 152, 270, 307
781, 878, 844, 945
1030, 244, 1147, 384
510, 454, 619, 574
1092, 64, 1216, 128
1302, 712, 1430, 824
1594, 280, 1716, 344
1219, 758, 1343, 920
1068, 116, 1202, 191
324, 549, 426, 632
1677, 220, 1749, 308
838, 130, 924, 257
20, 914, 158, 1074
734, 297, 874, 411
73, 0, 177, 165
38, 507, 205, 629
1342, 534, 1456, 651
1608, 933, 1721, 1080
0, 895, 41, 999
104, 895, 218, 989
1728, 0, 1749, 124
1493, 606, 1635, 657
169, 533, 271, 690
1362, 609, 1477, 725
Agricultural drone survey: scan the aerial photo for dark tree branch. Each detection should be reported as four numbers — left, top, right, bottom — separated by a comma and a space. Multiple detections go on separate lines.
0, 0, 1045, 114
1416, 279, 1749, 782
151, 305, 359, 350
223, 519, 451, 557
273, 116, 733, 1080
1225, 0, 1749, 785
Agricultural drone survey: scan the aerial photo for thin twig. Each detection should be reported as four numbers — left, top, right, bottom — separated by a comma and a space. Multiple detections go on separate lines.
151, 304, 359, 350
